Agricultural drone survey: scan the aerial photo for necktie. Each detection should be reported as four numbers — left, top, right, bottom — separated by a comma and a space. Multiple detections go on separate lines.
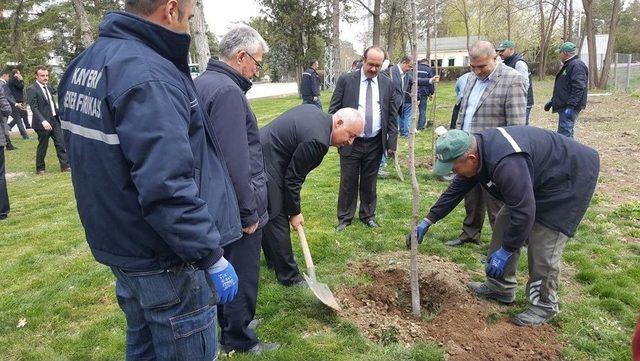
365, 78, 373, 137
43, 86, 56, 116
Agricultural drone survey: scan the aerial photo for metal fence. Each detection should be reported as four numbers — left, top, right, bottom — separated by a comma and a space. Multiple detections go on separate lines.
609, 53, 640, 93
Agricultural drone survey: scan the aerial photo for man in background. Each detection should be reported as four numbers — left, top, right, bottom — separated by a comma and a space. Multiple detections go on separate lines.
497, 40, 534, 124
301, 59, 322, 109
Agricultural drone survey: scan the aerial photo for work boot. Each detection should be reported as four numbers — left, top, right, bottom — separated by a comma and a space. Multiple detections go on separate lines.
444, 238, 480, 247
513, 307, 557, 326
467, 281, 515, 304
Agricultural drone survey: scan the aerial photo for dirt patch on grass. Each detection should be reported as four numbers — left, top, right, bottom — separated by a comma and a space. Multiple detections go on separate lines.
336, 252, 562, 360
6, 172, 27, 181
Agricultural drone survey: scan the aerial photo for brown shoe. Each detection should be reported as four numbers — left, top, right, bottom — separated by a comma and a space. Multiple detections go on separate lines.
61, 167, 71, 173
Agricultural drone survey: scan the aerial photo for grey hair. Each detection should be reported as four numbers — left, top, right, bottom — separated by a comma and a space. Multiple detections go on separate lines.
219, 25, 269, 61
334, 107, 364, 129
469, 41, 496, 59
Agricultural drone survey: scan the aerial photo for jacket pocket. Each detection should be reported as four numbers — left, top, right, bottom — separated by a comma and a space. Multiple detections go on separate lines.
120, 269, 180, 309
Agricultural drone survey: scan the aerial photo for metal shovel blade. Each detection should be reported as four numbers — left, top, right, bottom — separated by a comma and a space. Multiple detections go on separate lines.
303, 273, 342, 311
297, 226, 341, 311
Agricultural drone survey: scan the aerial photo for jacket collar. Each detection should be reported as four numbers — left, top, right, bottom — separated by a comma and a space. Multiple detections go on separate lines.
98, 12, 191, 76
206, 59, 253, 93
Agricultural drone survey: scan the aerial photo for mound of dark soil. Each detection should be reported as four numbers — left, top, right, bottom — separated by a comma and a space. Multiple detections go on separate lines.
336, 252, 562, 360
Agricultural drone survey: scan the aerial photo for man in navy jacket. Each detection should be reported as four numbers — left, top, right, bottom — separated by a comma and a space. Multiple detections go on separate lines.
194, 25, 277, 355
409, 126, 599, 326
301, 59, 321, 109
58, 3, 242, 360
544, 41, 588, 138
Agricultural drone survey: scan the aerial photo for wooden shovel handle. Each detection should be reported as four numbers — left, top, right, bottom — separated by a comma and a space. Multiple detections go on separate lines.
296, 225, 317, 281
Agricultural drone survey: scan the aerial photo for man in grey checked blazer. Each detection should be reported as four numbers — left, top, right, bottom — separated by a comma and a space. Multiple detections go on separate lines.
446, 41, 527, 247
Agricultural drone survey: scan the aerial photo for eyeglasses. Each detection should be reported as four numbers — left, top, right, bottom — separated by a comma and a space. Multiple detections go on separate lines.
245, 51, 262, 69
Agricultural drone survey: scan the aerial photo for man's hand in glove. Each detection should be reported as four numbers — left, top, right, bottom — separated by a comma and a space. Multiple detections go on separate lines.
485, 247, 513, 278
405, 218, 431, 249
208, 256, 239, 304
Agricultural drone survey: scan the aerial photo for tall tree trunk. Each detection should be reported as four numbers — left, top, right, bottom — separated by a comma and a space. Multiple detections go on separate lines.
191, 0, 211, 74
567, 0, 574, 41
372, 0, 382, 45
506, 0, 511, 40
538, 0, 561, 79
597, 0, 621, 89
582, 0, 598, 88
72, 0, 94, 47
408, 0, 421, 319
9, 0, 24, 49
386, 0, 397, 57
331, 0, 340, 82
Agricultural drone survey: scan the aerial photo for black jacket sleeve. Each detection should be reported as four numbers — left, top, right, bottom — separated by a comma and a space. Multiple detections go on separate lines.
204, 85, 258, 228
568, 63, 588, 110
386, 80, 399, 152
0, 86, 11, 117
491, 154, 536, 252
426, 175, 479, 222
284, 140, 328, 215
328, 74, 346, 114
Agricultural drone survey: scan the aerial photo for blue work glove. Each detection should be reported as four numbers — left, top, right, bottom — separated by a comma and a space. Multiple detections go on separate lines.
485, 247, 514, 279
543, 101, 552, 112
563, 107, 577, 118
405, 219, 431, 249
207, 256, 238, 304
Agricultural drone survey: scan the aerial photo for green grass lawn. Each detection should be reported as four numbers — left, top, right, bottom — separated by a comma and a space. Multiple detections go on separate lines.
1, 79, 638, 360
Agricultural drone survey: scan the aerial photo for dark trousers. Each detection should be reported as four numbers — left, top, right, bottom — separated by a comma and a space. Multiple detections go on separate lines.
450, 103, 461, 129
0, 147, 8, 217
262, 210, 302, 285
302, 98, 322, 111
35, 119, 69, 172
337, 134, 383, 224
219, 230, 262, 351
417, 93, 429, 129
459, 184, 503, 242
8, 106, 28, 138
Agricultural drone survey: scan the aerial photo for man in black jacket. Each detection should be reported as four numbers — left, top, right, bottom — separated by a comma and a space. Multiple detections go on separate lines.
544, 41, 588, 138
0, 70, 18, 150
301, 59, 321, 109
8, 69, 30, 131
330, 46, 399, 231
261, 105, 363, 286
408, 126, 599, 326
497, 40, 534, 124
27, 65, 70, 174
194, 25, 277, 355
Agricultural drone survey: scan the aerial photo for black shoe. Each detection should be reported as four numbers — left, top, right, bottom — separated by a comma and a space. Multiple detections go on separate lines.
444, 238, 480, 247
336, 222, 350, 232
0, 214, 7, 220
364, 219, 380, 228
61, 166, 71, 173
246, 342, 280, 355
6, 145, 16, 151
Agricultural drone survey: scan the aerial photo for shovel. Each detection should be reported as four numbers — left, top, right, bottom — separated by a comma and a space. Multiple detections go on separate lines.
296, 225, 341, 311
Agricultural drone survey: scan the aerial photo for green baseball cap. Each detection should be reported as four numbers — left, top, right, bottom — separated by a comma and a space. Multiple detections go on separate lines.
557, 41, 577, 53
496, 40, 515, 51
433, 130, 472, 176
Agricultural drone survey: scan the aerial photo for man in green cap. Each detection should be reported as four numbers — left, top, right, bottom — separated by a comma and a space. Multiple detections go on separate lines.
497, 40, 534, 124
544, 41, 588, 138
407, 126, 599, 326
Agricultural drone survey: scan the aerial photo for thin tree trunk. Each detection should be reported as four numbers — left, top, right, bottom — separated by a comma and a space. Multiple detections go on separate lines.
567, 0, 574, 41
408, 0, 421, 319
72, 0, 94, 47
9, 0, 24, 49
506, 0, 511, 40
386, 0, 397, 57
597, 0, 621, 89
191, 0, 211, 74
331, 0, 340, 83
582, 0, 598, 88
373, 0, 382, 45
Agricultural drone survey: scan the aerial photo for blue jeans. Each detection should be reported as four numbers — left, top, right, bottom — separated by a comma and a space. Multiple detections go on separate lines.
399, 102, 412, 137
417, 94, 428, 129
112, 265, 218, 361
303, 98, 322, 111
557, 109, 578, 138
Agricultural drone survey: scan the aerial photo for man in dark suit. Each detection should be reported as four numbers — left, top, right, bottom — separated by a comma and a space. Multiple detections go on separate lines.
261, 105, 363, 286
8, 69, 31, 134
0, 81, 12, 220
0, 70, 18, 150
329, 46, 399, 232
27, 65, 70, 174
